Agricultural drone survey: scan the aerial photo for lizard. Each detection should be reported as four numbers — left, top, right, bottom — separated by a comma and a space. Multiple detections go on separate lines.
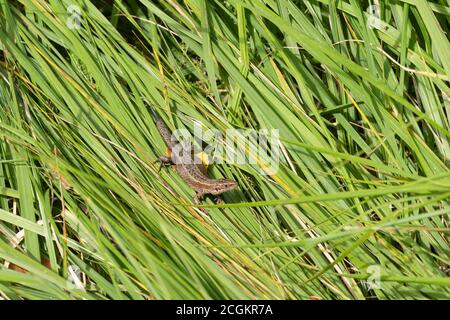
150, 107, 237, 204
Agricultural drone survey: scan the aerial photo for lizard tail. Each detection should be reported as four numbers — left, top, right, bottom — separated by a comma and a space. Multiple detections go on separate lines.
149, 106, 175, 148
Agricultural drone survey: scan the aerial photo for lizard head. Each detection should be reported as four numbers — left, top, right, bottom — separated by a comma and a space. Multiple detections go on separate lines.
217, 179, 238, 192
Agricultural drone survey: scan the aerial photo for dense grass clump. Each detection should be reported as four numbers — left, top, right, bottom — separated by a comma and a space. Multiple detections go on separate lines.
0, 0, 449, 299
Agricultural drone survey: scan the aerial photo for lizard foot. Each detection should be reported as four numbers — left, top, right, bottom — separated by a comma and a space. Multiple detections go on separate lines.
214, 196, 224, 204
194, 192, 204, 205
154, 156, 173, 172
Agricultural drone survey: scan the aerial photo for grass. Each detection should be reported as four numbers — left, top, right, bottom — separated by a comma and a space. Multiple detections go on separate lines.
0, 0, 449, 300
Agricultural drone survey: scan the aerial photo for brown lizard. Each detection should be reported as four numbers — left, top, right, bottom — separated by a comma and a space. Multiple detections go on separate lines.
150, 107, 237, 204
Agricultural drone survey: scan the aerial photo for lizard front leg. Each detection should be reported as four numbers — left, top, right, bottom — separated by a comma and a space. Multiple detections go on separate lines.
194, 192, 205, 204
154, 155, 173, 171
